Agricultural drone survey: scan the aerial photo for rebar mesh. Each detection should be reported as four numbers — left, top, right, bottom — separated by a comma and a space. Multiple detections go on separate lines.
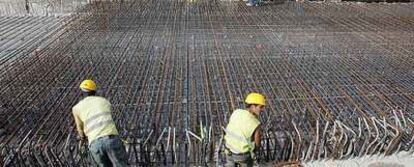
0, 0, 413, 166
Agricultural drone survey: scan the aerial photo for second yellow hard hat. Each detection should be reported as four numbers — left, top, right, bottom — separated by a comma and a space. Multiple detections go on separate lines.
245, 93, 266, 106
79, 79, 97, 92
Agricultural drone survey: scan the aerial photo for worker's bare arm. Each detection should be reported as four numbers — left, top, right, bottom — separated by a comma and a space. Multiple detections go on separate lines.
253, 125, 261, 150
72, 109, 86, 139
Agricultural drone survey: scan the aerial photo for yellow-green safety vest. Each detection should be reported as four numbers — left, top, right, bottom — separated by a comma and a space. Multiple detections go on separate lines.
224, 109, 260, 154
73, 96, 118, 144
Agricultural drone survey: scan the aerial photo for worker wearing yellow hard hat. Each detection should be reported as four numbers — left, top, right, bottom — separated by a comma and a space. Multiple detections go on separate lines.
72, 79, 128, 167
224, 92, 266, 167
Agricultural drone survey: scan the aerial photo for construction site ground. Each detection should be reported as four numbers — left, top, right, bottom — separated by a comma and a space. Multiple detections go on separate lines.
0, 0, 413, 166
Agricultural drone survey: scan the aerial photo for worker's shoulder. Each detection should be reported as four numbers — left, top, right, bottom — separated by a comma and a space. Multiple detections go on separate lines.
84, 96, 110, 102
234, 109, 259, 122
233, 108, 247, 113
72, 101, 81, 114
231, 109, 248, 117
233, 109, 250, 115
74, 96, 109, 107
90, 96, 109, 100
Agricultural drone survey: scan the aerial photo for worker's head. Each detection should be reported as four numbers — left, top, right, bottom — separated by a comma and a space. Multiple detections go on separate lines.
79, 79, 97, 96
245, 93, 266, 115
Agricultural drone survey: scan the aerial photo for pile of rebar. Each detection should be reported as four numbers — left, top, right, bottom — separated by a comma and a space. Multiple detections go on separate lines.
0, 0, 88, 16
0, 0, 413, 166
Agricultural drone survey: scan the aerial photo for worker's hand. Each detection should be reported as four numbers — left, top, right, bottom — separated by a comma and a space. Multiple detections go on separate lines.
253, 160, 259, 167
76, 135, 87, 141
224, 148, 231, 156
121, 138, 129, 145
251, 152, 258, 163
252, 155, 259, 167
77, 138, 86, 145
79, 138, 86, 146
78, 140, 87, 155
77, 136, 87, 154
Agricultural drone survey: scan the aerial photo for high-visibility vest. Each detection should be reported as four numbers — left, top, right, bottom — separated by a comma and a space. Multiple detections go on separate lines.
224, 109, 260, 154
73, 96, 118, 144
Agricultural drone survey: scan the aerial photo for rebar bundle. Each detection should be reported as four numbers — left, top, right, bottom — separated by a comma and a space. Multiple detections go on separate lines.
0, 0, 89, 16
0, 0, 413, 166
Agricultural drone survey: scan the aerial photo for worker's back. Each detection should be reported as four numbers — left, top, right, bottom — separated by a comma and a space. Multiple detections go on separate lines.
73, 96, 118, 144
225, 109, 260, 153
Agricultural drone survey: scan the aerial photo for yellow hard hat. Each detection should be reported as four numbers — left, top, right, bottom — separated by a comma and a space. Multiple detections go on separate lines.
245, 93, 266, 106
79, 79, 97, 92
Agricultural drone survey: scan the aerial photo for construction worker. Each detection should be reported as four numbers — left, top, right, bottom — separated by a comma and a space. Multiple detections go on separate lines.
224, 93, 266, 167
72, 79, 128, 167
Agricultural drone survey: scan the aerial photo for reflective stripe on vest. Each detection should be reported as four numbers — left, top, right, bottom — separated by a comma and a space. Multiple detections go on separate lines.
84, 112, 114, 134
84, 112, 111, 125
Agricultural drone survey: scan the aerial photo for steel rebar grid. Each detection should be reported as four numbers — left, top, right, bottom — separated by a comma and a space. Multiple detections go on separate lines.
1, 0, 414, 166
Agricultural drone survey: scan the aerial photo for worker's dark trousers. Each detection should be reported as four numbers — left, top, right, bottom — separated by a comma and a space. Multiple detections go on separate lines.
89, 135, 128, 167
225, 153, 254, 167
247, 0, 258, 5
